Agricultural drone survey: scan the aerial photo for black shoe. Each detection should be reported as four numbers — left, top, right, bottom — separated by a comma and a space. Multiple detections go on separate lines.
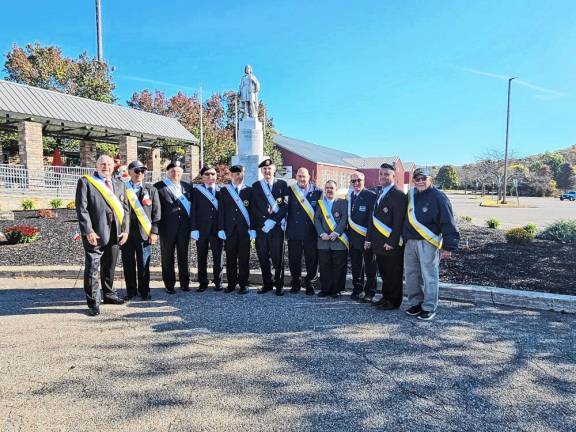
362, 295, 374, 303
224, 286, 236, 293
87, 306, 100, 316
305, 287, 315, 296
123, 295, 135, 301
417, 310, 437, 321
257, 286, 273, 294
329, 293, 340, 299
166, 288, 176, 294
290, 287, 300, 294
213, 286, 224, 292
405, 304, 422, 316
276, 287, 285, 296
350, 293, 361, 301
181, 286, 191, 292
141, 294, 152, 301
103, 295, 124, 305
317, 291, 328, 297
372, 298, 387, 306
376, 300, 399, 310
238, 286, 248, 295
196, 285, 208, 292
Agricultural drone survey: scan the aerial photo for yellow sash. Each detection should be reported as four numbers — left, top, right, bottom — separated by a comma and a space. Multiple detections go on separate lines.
347, 190, 368, 237
124, 183, 152, 237
407, 188, 442, 249
84, 175, 124, 225
318, 198, 349, 249
290, 184, 315, 222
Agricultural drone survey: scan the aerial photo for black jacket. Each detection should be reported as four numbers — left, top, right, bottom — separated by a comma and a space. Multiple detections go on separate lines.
286, 183, 323, 241
347, 188, 377, 249
126, 182, 161, 241
367, 187, 407, 255
250, 178, 289, 235
402, 186, 460, 251
154, 180, 194, 238
75, 173, 130, 247
191, 184, 220, 237
218, 184, 252, 238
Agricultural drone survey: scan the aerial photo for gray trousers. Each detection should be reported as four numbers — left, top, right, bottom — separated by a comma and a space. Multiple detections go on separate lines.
404, 239, 440, 312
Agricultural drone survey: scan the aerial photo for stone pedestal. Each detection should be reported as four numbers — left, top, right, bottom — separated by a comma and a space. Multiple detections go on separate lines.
236, 117, 266, 186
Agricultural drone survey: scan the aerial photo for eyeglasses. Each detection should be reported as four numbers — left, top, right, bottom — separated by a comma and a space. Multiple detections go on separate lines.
414, 176, 428, 182
134, 169, 146, 174
203, 172, 216, 176
350, 179, 363, 184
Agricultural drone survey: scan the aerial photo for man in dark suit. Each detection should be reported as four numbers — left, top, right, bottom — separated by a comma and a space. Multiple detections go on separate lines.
154, 161, 194, 293
191, 165, 223, 292
286, 167, 322, 295
366, 163, 408, 310
347, 172, 378, 302
218, 165, 255, 294
251, 158, 289, 296
314, 180, 348, 298
121, 160, 161, 301
75, 154, 130, 316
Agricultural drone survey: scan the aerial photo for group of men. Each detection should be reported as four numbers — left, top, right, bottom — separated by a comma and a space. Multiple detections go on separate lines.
75, 154, 459, 321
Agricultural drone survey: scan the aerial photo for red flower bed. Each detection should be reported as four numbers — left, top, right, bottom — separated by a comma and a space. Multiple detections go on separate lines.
4, 224, 41, 244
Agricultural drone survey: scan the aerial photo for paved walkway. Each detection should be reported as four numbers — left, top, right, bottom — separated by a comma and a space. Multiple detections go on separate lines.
1, 278, 574, 432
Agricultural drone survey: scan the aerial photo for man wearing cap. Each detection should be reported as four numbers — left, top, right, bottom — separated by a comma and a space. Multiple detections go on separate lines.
314, 180, 349, 298
366, 163, 407, 310
154, 161, 194, 293
347, 172, 378, 302
251, 158, 289, 296
218, 165, 255, 294
403, 167, 460, 321
75, 154, 130, 316
286, 167, 322, 295
191, 165, 223, 292
121, 161, 161, 301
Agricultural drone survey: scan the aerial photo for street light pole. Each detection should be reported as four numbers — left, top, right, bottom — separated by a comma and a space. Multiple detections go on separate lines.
95, 0, 103, 62
501, 77, 516, 204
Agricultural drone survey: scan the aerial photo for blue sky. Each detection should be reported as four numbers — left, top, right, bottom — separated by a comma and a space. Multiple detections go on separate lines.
2, 0, 576, 165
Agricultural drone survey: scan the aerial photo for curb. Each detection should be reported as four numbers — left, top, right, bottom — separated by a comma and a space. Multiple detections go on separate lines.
1, 266, 574, 314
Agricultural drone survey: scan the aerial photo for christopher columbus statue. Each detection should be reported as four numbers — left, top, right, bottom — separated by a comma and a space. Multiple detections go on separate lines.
238, 64, 260, 119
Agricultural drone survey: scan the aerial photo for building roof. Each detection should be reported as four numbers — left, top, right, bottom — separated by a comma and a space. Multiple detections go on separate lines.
274, 134, 359, 168
403, 161, 416, 170
0, 80, 198, 145
342, 157, 400, 169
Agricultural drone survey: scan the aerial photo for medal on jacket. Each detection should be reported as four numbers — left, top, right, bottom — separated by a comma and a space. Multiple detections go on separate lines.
142, 192, 152, 206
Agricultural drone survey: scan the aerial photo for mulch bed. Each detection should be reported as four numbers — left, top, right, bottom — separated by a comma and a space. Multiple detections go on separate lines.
0, 210, 574, 295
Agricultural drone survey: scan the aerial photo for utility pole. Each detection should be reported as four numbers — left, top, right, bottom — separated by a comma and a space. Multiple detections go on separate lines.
95, 0, 103, 62
502, 77, 516, 204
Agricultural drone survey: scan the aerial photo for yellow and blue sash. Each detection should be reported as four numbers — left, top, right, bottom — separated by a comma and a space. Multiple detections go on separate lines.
407, 188, 443, 249
347, 189, 368, 237
290, 183, 315, 223
318, 198, 349, 249
163, 178, 191, 216
195, 184, 218, 209
84, 175, 124, 224
372, 184, 394, 238
225, 184, 250, 228
124, 181, 152, 237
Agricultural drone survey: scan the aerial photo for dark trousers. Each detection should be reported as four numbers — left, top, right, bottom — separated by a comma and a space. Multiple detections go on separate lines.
255, 232, 285, 289
350, 246, 377, 296
376, 251, 404, 307
82, 228, 119, 308
160, 228, 190, 290
121, 233, 152, 297
288, 239, 318, 289
224, 229, 251, 288
197, 234, 223, 288
318, 249, 348, 294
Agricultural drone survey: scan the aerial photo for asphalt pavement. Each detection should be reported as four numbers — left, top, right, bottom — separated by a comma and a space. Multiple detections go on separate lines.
0, 278, 574, 432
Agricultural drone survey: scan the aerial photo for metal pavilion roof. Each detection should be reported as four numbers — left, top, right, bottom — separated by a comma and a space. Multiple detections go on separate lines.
0, 80, 198, 146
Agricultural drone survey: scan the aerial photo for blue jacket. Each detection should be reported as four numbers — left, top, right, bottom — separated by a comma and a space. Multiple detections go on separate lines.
347, 188, 377, 250
402, 186, 460, 251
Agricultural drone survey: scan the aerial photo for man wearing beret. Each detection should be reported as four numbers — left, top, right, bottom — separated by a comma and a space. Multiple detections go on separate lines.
218, 165, 255, 294
191, 165, 223, 292
251, 158, 289, 296
403, 167, 460, 320
154, 161, 194, 293
121, 160, 161, 301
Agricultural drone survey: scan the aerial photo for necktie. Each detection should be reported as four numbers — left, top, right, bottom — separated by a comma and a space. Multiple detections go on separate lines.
209, 187, 214, 196
105, 179, 112, 191
235, 186, 239, 194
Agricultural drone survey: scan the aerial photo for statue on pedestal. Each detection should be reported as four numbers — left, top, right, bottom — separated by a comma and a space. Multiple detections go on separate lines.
238, 64, 260, 119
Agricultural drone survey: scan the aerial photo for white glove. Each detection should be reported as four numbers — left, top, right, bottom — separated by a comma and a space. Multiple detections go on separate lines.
262, 219, 276, 233
249, 230, 256, 240
218, 230, 226, 240
190, 230, 200, 241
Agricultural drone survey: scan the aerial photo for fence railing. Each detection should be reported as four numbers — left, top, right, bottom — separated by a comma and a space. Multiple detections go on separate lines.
0, 164, 190, 197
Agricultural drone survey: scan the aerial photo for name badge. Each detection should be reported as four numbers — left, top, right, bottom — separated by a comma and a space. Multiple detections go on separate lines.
359, 206, 367, 212
311, 201, 317, 207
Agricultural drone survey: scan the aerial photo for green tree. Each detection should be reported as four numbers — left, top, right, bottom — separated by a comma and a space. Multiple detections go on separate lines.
435, 165, 459, 189
555, 162, 575, 191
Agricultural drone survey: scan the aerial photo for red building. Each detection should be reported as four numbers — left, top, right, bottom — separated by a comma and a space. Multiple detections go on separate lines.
274, 135, 413, 191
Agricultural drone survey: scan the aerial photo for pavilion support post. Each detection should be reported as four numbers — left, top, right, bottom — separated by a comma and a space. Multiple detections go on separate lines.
185, 145, 201, 180
146, 147, 161, 182
18, 121, 43, 172
118, 135, 138, 165
80, 140, 97, 168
